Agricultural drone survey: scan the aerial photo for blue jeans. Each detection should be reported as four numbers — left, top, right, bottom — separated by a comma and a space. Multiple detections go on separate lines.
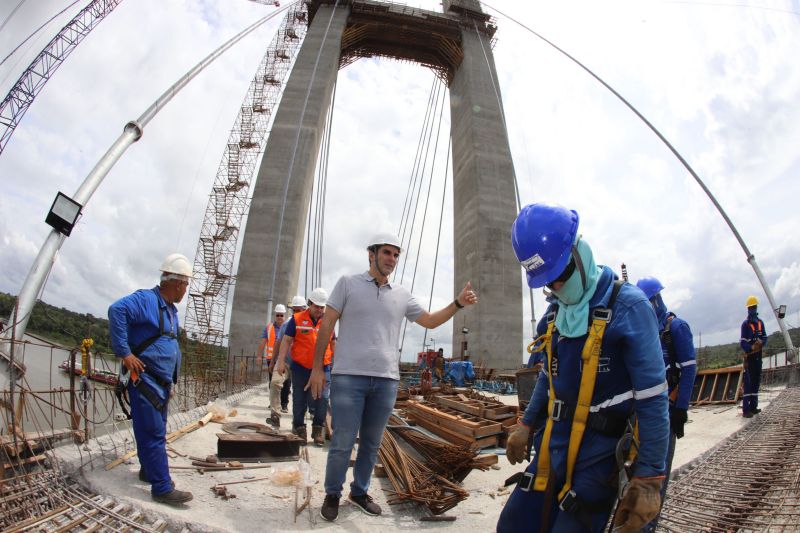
324, 374, 398, 497
129, 382, 172, 496
290, 362, 330, 428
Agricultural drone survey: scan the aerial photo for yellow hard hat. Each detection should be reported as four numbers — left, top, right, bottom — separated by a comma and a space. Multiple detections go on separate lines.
746, 295, 759, 308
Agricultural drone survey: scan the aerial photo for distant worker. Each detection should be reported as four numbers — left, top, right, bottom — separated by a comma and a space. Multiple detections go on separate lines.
274, 288, 334, 446
308, 233, 478, 522
258, 304, 287, 380
740, 295, 768, 418
267, 296, 306, 426
108, 253, 194, 506
636, 276, 697, 531
499, 203, 669, 533
433, 348, 445, 383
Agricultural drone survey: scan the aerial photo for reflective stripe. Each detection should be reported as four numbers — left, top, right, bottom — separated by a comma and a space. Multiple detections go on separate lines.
633, 381, 668, 400
589, 391, 634, 412
679, 360, 696, 368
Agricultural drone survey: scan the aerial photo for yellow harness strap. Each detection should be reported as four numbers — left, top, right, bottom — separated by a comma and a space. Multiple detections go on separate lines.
534, 311, 611, 498
533, 320, 557, 491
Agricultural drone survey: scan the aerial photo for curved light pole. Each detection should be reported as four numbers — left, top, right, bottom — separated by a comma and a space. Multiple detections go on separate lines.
0, 5, 293, 364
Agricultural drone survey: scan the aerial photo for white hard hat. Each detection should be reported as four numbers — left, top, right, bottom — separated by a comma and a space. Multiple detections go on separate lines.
290, 295, 306, 308
274, 304, 287, 314
308, 287, 328, 306
367, 232, 402, 252
160, 253, 192, 278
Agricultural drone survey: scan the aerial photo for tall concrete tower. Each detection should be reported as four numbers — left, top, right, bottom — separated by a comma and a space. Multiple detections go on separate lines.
229, 0, 522, 371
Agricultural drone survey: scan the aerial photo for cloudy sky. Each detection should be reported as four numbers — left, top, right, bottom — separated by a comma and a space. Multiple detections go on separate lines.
1, 0, 799, 363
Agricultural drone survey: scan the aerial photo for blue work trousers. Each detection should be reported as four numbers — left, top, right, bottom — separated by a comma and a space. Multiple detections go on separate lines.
129, 383, 172, 496
290, 362, 330, 428
742, 355, 762, 413
497, 454, 616, 532
324, 374, 398, 497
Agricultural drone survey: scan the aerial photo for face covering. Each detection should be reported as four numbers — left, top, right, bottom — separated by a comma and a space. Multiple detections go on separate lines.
552, 238, 602, 338
651, 293, 668, 326
748, 307, 758, 321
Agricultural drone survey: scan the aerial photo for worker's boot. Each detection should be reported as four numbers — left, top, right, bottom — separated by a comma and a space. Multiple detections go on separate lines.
311, 425, 325, 447
267, 410, 281, 428
293, 425, 307, 444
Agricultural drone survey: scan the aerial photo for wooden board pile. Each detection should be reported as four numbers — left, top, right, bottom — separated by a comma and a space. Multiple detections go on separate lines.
403, 390, 518, 449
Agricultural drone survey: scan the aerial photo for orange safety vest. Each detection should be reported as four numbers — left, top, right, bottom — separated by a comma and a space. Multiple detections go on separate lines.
290, 310, 333, 369
265, 323, 277, 362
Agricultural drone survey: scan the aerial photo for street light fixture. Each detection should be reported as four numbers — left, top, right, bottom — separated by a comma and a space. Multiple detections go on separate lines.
45, 191, 83, 236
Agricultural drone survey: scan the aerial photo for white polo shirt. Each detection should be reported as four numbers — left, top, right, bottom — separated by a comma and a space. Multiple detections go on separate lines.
327, 271, 424, 380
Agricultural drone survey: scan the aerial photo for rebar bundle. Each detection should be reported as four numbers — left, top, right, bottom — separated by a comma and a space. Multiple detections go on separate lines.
377, 429, 469, 515
658, 385, 800, 532
387, 414, 487, 483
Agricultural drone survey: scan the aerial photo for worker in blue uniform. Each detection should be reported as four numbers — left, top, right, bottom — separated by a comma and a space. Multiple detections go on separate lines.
636, 276, 698, 531
108, 253, 194, 506
740, 295, 768, 418
499, 203, 669, 533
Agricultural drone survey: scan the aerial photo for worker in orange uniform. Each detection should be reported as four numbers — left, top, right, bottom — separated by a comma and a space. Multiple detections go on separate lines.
257, 304, 287, 381
274, 288, 334, 446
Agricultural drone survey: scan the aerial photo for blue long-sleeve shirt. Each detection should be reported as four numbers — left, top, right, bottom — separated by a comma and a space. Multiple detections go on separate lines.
740, 318, 767, 354
108, 286, 181, 387
521, 267, 669, 479
662, 313, 697, 410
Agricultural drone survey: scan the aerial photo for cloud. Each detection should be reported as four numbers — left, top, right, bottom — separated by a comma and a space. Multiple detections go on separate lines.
1, 0, 798, 362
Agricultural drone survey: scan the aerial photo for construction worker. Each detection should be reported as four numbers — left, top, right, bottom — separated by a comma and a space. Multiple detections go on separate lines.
267, 296, 306, 427
273, 288, 334, 445
257, 304, 287, 379
636, 276, 697, 531
107, 253, 194, 506
740, 295, 768, 418
433, 348, 446, 384
308, 233, 478, 522
499, 203, 669, 533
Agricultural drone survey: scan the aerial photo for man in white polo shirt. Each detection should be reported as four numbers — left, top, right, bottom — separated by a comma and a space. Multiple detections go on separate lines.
308, 233, 478, 522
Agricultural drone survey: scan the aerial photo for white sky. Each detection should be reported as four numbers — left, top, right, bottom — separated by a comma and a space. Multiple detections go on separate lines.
1, 0, 799, 363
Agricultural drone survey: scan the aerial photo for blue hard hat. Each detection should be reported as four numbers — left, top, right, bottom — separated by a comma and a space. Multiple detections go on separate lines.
511, 203, 579, 288
636, 276, 665, 300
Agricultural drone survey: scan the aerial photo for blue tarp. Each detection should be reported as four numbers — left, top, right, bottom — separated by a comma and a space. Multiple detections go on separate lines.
444, 360, 475, 386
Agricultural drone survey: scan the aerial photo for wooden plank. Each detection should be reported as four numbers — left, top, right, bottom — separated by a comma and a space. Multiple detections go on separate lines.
407, 414, 498, 449
406, 402, 501, 438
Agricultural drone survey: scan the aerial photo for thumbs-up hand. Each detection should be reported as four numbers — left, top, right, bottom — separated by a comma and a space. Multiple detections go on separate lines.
457, 281, 478, 307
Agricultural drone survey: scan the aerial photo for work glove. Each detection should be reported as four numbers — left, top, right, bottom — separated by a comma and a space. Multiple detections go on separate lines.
505, 424, 531, 465
612, 476, 664, 533
669, 407, 688, 439
752, 339, 763, 351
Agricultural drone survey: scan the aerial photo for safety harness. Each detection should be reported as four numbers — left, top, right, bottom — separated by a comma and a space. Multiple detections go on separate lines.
661, 317, 681, 401
115, 298, 177, 418
522, 280, 632, 518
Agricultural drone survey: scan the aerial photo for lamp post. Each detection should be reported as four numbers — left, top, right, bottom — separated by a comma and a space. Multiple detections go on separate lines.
430, 338, 436, 352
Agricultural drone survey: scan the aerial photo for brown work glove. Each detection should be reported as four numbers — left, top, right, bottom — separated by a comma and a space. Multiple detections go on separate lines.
505, 424, 531, 465
612, 476, 664, 533
752, 339, 763, 351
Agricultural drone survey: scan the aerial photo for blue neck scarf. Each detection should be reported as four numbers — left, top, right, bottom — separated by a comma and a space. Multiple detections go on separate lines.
552, 239, 602, 338
748, 308, 758, 322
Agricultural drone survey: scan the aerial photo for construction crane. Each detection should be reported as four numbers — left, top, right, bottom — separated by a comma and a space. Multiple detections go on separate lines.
0, 0, 125, 157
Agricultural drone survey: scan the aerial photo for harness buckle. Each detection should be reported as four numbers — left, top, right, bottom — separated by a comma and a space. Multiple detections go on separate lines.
550, 399, 565, 421
592, 308, 612, 322
518, 472, 535, 492
558, 489, 579, 513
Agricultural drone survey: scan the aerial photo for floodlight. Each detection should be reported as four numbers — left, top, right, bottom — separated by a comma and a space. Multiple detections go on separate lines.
45, 192, 82, 236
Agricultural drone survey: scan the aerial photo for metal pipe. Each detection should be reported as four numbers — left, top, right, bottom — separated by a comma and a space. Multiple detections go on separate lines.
1, 6, 290, 358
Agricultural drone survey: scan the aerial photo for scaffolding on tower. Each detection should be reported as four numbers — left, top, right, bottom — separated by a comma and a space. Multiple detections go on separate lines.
181, 2, 309, 400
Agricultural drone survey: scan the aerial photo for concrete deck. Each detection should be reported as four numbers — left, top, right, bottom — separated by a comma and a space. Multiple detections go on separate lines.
69, 384, 783, 532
